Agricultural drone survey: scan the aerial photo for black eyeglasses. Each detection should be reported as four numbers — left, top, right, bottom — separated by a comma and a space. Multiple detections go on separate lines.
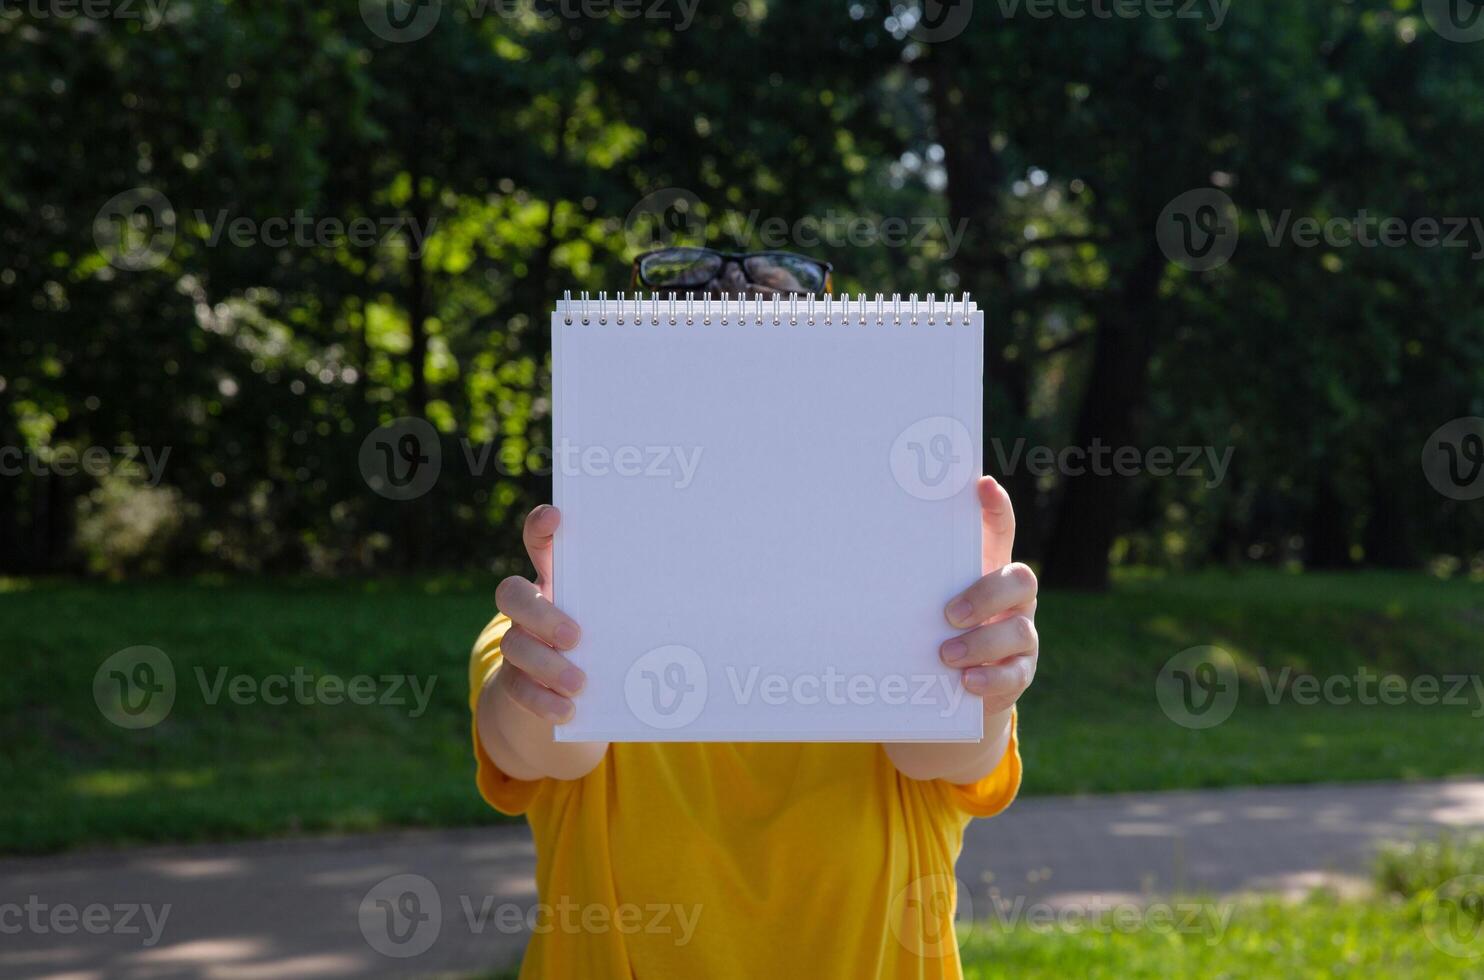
632, 247, 833, 295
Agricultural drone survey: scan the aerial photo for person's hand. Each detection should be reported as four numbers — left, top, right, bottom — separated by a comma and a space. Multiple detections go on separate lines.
493, 505, 586, 724
883, 476, 1036, 783
940, 477, 1039, 716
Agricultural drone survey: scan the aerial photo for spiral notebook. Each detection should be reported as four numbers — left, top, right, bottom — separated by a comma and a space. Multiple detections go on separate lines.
552, 293, 984, 742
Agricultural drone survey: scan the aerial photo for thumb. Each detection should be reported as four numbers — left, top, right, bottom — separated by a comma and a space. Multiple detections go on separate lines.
523, 504, 559, 596
979, 476, 1016, 572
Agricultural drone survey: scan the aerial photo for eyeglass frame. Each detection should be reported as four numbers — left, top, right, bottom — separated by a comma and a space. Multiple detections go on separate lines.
630, 247, 834, 295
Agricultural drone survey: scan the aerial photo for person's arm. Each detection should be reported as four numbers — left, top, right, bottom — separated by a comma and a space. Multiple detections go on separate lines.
476, 505, 607, 781
884, 477, 1039, 784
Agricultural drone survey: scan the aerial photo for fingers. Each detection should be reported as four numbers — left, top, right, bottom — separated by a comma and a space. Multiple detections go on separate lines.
940, 613, 1038, 668
495, 575, 581, 650
499, 661, 575, 724
945, 562, 1038, 629
502, 626, 585, 698
523, 505, 560, 593
961, 652, 1037, 708
979, 476, 1016, 572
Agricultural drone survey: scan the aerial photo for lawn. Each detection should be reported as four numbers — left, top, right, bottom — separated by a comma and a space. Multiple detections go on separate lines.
468, 895, 1482, 979
954, 892, 1480, 978
2, 568, 1481, 854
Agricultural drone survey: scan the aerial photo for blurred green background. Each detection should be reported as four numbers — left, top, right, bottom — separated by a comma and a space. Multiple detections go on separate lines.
3, 0, 1484, 859
5, 1, 1484, 583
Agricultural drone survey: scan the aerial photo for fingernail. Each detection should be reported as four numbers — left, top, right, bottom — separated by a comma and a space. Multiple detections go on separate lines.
963, 667, 989, 691
947, 598, 974, 627
941, 638, 969, 665
555, 623, 581, 649
558, 667, 585, 696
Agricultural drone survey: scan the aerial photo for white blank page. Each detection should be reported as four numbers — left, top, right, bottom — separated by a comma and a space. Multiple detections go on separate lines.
552, 296, 983, 742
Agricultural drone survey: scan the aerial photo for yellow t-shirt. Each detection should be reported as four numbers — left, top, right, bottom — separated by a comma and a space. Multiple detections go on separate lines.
468, 614, 1022, 980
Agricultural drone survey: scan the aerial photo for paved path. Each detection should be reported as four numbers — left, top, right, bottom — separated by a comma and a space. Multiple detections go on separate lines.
3, 779, 1482, 979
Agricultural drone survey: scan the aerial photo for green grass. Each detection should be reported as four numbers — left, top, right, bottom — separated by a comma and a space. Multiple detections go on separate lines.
955, 892, 1480, 978
467, 896, 1480, 979
2, 568, 1482, 854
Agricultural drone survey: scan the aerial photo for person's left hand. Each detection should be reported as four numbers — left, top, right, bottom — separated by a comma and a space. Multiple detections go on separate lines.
939, 476, 1039, 717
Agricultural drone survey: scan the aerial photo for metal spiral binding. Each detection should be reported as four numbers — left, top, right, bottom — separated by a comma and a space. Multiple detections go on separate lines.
558, 291, 977, 325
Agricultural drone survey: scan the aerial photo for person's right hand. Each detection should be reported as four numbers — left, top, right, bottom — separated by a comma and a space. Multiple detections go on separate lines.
493, 505, 585, 724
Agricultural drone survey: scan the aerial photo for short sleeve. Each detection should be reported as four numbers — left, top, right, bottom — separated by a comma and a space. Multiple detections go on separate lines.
939, 708, 1022, 819
468, 614, 549, 815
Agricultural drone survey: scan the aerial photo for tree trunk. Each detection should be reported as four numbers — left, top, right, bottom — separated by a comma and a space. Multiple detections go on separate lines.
923, 51, 1043, 558
1040, 255, 1164, 590
1305, 475, 1352, 569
